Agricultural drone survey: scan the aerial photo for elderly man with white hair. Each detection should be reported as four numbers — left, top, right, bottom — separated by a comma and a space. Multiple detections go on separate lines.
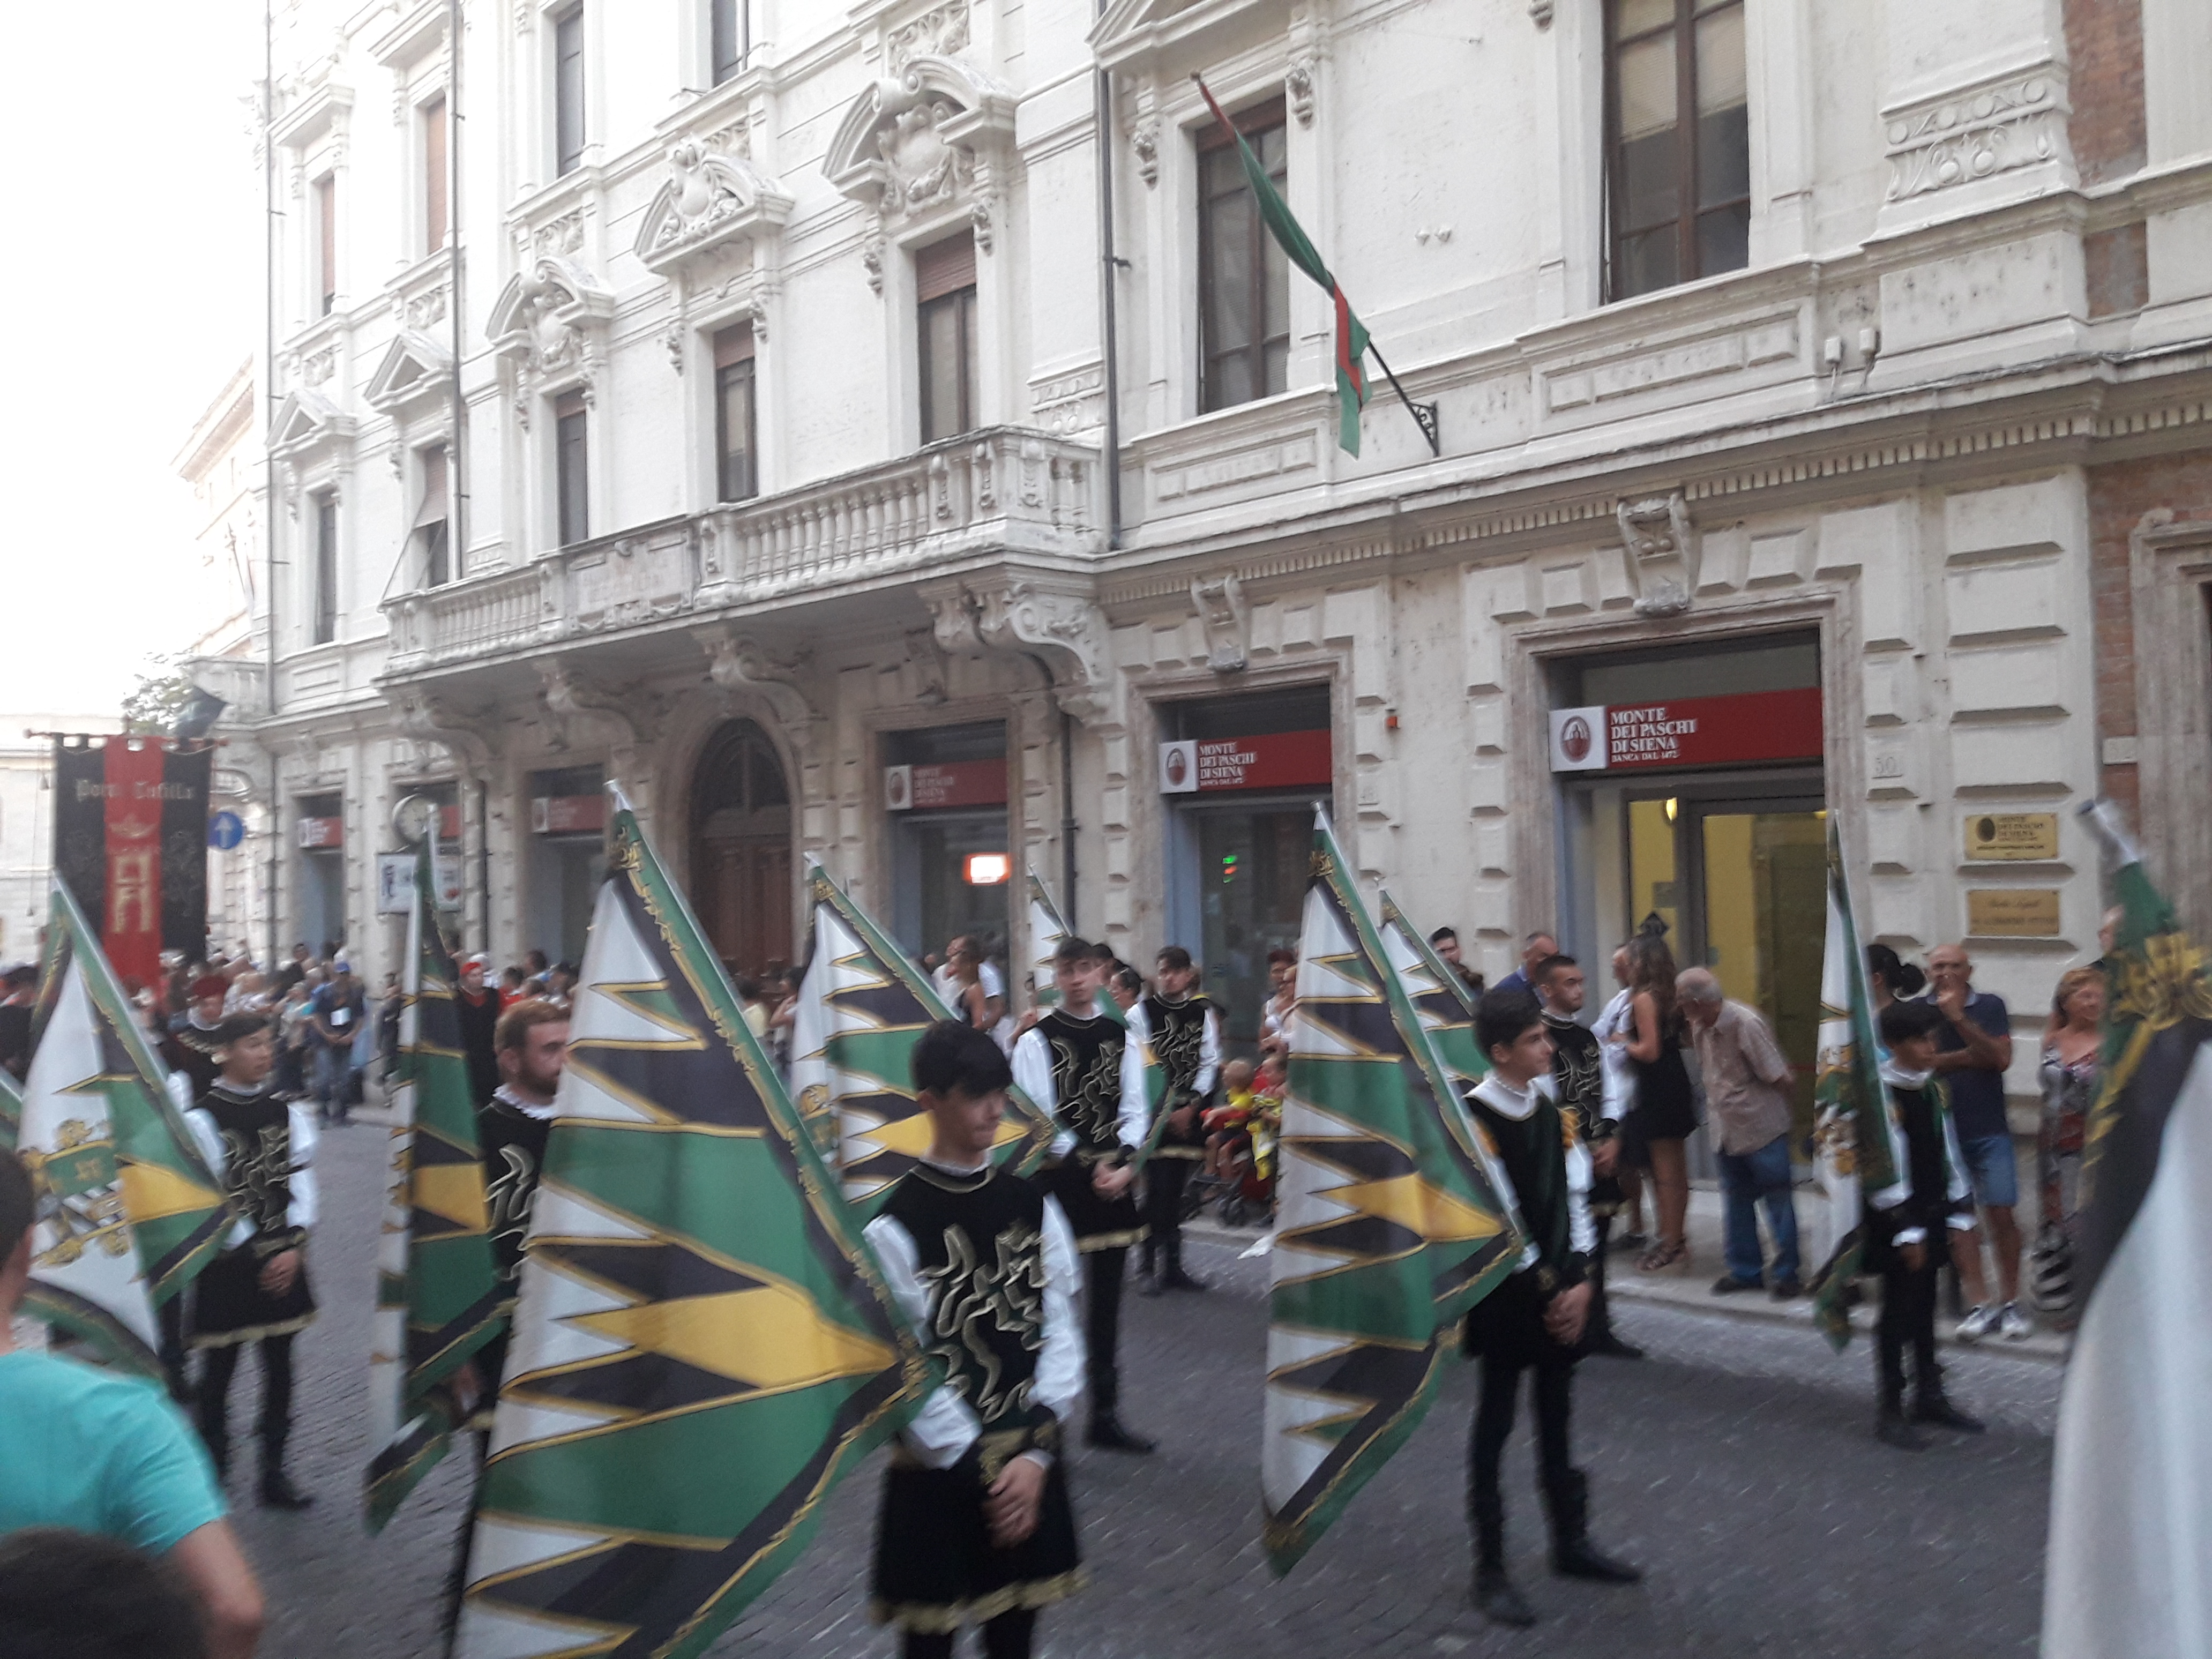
1678, 967, 1803, 1299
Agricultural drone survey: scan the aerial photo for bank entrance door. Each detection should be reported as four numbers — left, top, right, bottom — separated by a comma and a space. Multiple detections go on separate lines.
1167, 797, 1313, 1056
1622, 779, 1826, 1156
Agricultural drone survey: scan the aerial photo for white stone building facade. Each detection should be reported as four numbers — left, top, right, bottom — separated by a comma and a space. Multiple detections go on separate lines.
210, 0, 2212, 1116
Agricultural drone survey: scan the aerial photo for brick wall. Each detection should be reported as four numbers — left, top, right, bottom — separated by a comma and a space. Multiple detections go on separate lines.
2087, 457, 2212, 817
2063, 0, 2147, 185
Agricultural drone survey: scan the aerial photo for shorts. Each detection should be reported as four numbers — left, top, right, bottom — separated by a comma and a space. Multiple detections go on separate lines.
1960, 1133, 2019, 1209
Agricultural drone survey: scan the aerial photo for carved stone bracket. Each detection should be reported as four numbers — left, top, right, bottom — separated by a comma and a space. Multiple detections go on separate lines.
1191, 572, 1250, 672
1286, 55, 1316, 127
922, 574, 1112, 721
537, 659, 645, 751
1882, 66, 2072, 203
390, 689, 495, 767
694, 625, 820, 757
904, 625, 951, 706
1616, 494, 1699, 619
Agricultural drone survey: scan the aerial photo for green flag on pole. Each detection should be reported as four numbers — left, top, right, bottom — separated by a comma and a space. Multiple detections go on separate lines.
455, 794, 931, 1659
0, 1064, 19, 1152
1196, 76, 1372, 455
365, 846, 504, 1531
789, 861, 1056, 1219
1376, 894, 1488, 1091
14, 880, 231, 1374
1806, 820, 1907, 1349
1262, 812, 1522, 1574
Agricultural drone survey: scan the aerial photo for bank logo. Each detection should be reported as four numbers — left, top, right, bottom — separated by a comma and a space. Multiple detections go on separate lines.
1158, 741, 1198, 794
884, 764, 912, 811
1548, 706, 1608, 773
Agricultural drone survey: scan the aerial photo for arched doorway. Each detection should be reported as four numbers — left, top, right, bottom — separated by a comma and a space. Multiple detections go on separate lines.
689, 719, 793, 983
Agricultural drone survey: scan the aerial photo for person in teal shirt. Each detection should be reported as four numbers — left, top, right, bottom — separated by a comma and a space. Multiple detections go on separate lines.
0, 1149, 264, 1657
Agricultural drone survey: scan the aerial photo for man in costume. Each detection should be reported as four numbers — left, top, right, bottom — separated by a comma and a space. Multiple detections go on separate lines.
454, 952, 503, 1110
162, 974, 233, 1102
868, 1020, 1085, 1659
1535, 955, 1640, 1359
469, 997, 570, 1407
1138, 945, 1220, 1295
184, 1014, 318, 1509
1011, 938, 1153, 1453
1462, 990, 1639, 1627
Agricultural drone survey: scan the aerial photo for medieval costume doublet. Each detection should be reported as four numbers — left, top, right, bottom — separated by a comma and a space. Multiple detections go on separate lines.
1138, 991, 1222, 1161
185, 1082, 319, 1346
866, 1160, 1085, 1632
1011, 1009, 1148, 1252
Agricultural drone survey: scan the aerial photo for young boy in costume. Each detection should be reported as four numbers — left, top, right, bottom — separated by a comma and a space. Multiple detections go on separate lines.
1534, 954, 1640, 1360
869, 1021, 1085, 1659
1138, 945, 1221, 1295
185, 1014, 318, 1508
1011, 938, 1153, 1452
1462, 990, 1639, 1627
1869, 999, 1986, 1449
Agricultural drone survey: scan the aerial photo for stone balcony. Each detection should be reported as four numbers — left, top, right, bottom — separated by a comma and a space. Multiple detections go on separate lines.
380, 426, 1103, 680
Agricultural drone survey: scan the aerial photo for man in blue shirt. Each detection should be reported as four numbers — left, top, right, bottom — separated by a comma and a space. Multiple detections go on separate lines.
1492, 930, 1558, 999
1925, 944, 2028, 1342
0, 1149, 264, 1657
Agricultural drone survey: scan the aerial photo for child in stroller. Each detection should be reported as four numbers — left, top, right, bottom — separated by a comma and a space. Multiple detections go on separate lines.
1187, 1056, 1281, 1228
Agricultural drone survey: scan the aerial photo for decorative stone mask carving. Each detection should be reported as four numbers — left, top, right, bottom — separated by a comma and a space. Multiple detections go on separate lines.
1616, 493, 1699, 618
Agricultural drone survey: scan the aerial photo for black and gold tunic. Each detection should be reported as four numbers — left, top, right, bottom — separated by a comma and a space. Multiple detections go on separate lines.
474, 1087, 555, 1392
1013, 1009, 1147, 1252
188, 1082, 317, 1346
866, 1162, 1083, 1631
1545, 1012, 1621, 1217
1140, 992, 1218, 1159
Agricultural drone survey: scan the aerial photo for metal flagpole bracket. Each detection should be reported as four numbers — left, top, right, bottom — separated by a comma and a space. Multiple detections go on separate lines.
1365, 342, 1440, 457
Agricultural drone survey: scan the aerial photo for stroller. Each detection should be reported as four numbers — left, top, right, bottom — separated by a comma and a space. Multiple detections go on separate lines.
1184, 1092, 1279, 1229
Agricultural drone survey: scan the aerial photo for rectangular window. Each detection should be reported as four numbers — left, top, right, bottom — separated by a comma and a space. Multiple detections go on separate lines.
555, 6, 587, 176
1605, 0, 1749, 301
423, 95, 449, 253
555, 392, 589, 546
916, 233, 978, 444
315, 175, 338, 316
711, 0, 747, 85
713, 324, 758, 503
312, 495, 339, 644
414, 444, 451, 587
1198, 99, 1289, 414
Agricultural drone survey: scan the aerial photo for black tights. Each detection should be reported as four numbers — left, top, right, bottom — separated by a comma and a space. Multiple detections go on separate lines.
902, 1609, 1036, 1659
1878, 1253, 1942, 1406
1085, 1246, 1126, 1417
197, 1333, 297, 1473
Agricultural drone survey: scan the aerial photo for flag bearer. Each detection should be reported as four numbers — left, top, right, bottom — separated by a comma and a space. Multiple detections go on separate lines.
1462, 990, 1640, 1627
1012, 938, 1153, 1453
184, 1014, 317, 1509
1868, 1000, 1986, 1450
1138, 946, 1220, 1295
869, 1021, 1086, 1659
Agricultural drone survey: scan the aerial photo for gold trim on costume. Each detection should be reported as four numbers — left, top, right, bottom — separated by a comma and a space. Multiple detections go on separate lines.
189, 1312, 317, 1348
1075, 1227, 1148, 1253
870, 1570, 1087, 1634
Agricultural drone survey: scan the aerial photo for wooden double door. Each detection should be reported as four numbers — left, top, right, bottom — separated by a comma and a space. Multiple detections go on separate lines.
695, 834, 792, 983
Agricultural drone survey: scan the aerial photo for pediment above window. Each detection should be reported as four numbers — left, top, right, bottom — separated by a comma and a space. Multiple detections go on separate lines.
486, 255, 615, 377
825, 54, 1017, 218
1089, 0, 1277, 72
634, 139, 793, 277
268, 387, 356, 465
365, 330, 453, 415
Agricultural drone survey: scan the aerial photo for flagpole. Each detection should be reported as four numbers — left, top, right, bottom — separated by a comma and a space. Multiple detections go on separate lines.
1364, 341, 1438, 457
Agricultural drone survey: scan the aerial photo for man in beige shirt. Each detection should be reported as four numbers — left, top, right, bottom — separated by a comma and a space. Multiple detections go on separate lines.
1679, 968, 1802, 1299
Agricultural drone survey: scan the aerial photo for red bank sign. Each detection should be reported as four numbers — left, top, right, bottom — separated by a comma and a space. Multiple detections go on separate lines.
532, 794, 608, 835
884, 760, 1008, 811
1159, 730, 1332, 794
1549, 688, 1822, 773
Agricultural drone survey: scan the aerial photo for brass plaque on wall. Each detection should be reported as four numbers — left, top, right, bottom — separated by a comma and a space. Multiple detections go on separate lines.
1967, 888, 2062, 937
1964, 812, 2060, 862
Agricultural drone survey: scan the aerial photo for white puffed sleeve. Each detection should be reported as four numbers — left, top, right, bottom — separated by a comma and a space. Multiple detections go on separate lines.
286, 1102, 320, 1231
1013, 1027, 1074, 1160
865, 1210, 982, 1470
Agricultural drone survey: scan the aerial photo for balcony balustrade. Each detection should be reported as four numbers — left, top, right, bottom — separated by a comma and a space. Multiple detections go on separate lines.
382, 427, 1101, 675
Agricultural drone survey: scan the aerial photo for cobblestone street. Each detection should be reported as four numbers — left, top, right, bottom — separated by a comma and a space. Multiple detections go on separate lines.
226, 1118, 2060, 1658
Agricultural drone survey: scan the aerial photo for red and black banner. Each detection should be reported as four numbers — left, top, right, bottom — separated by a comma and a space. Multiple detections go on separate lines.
52, 737, 212, 991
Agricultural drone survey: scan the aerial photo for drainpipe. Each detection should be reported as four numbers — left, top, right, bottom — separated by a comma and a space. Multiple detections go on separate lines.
1093, 3, 1121, 549
263, 0, 282, 974
1021, 653, 1079, 935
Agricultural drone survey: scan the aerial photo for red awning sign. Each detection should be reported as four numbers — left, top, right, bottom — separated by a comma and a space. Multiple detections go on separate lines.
1159, 730, 1332, 794
296, 815, 344, 850
1549, 688, 1824, 773
532, 794, 608, 835
884, 760, 1007, 812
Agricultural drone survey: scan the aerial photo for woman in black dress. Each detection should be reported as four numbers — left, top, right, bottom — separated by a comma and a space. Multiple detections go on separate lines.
1615, 934, 1697, 1273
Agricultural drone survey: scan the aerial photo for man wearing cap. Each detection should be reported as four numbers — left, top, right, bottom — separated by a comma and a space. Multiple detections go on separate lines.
162, 974, 234, 1102
455, 953, 503, 1110
308, 960, 366, 1126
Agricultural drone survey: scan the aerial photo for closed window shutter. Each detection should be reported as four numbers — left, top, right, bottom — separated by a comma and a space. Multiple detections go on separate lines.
713, 323, 756, 368
915, 233, 976, 302
413, 447, 449, 529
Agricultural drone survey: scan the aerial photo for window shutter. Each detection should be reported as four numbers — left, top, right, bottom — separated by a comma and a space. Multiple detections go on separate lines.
713, 323, 756, 368
555, 390, 587, 420
413, 447, 449, 529
915, 233, 977, 302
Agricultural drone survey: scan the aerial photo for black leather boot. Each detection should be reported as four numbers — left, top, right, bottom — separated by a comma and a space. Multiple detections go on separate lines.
258, 1431, 313, 1509
1910, 1392, 1986, 1433
1471, 1489, 1536, 1626
1086, 1415, 1155, 1454
1544, 1470, 1641, 1583
1876, 1400, 1930, 1451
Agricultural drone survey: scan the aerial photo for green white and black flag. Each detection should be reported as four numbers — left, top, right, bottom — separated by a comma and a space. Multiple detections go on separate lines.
2042, 804, 2212, 1657
1263, 813, 1522, 1573
0, 1063, 20, 1152
455, 795, 931, 1659
365, 846, 503, 1531
1807, 821, 1907, 1349
1376, 894, 1486, 1090
13, 879, 230, 1373
789, 861, 1056, 1217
